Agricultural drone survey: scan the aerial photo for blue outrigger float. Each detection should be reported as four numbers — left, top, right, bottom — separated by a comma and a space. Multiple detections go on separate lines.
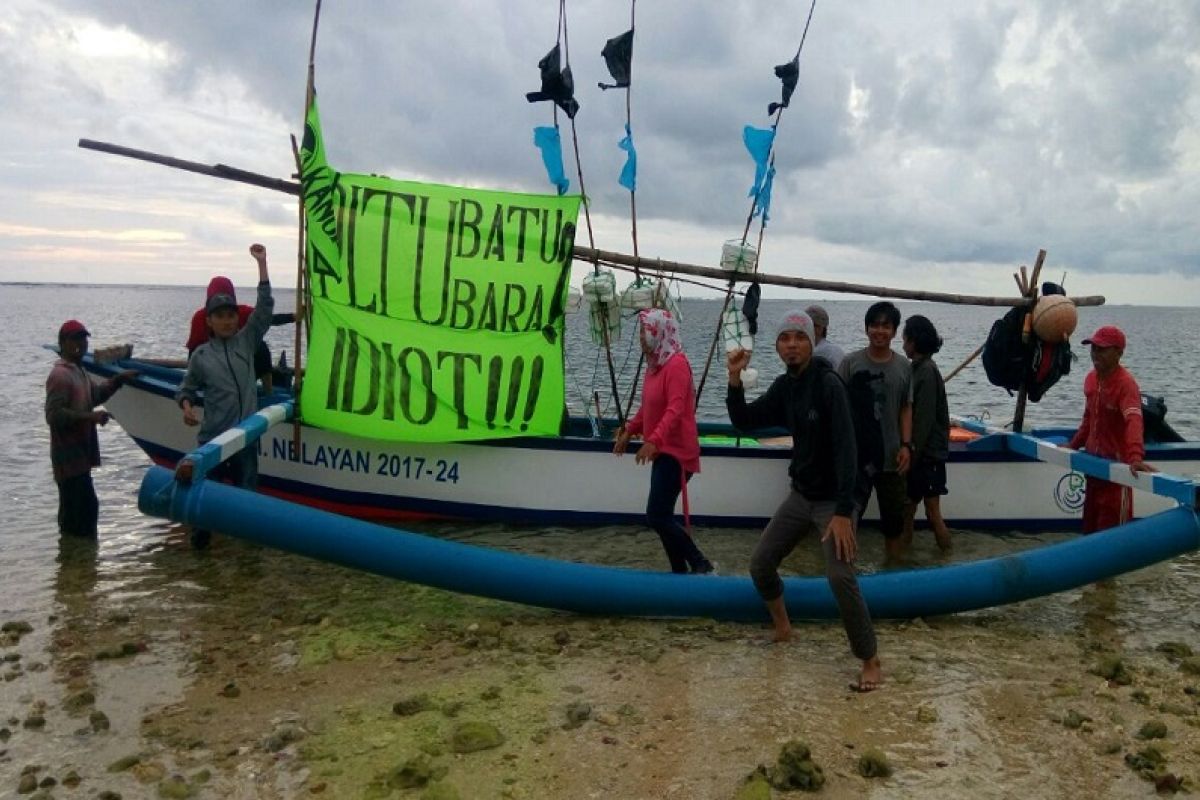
128, 396, 1199, 622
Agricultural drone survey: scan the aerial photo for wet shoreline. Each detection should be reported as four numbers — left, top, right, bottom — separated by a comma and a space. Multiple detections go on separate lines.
2, 528, 1198, 798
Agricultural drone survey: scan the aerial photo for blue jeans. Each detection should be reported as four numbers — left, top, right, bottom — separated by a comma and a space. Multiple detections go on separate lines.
646, 455, 712, 574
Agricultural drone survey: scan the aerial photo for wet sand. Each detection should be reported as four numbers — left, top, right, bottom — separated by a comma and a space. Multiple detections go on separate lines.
2, 527, 1198, 799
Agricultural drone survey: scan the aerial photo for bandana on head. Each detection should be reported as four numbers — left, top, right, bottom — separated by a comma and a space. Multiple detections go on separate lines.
639, 308, 683, 373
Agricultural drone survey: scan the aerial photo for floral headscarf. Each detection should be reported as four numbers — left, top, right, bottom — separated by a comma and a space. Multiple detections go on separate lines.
639, 308, 683, 373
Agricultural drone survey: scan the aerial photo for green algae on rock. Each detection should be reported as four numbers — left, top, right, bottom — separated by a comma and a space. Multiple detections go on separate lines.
156, 774, 193, 798
1125, 745, 1167, 781
733, 771, 772, 800
449, 721, 505, 753
1156, 642, 1194, 660
385, 755, 439, 789
1090, 655, 1133, 685
563, 701, 592, 729
421, 780, 461, 800
857, 749, 894, 778
95, 642, 140, 660
767, 740, 825, 792
62, 690, 95, 713
1137, 720, 1168, 740
107, 754, 141, 773
1061, 710, 1092, 730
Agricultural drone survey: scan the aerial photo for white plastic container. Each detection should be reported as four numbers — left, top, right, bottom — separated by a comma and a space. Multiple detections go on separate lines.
721, 302, 755, 353
720, 239, 758, 273
619, 280, 658, 310
581, 270, 617, 304
588, 301, 621, 345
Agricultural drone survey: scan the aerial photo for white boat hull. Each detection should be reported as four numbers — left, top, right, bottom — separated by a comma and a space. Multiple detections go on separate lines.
101, 365, 1200, 531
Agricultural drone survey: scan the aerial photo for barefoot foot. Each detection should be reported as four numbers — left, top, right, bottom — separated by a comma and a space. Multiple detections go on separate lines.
850, 656, 883, 692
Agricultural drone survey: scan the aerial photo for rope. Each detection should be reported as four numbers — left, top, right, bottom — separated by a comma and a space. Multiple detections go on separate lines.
558, 0, 624, 427
694, 0, 818, 407
626, 0, 641, 271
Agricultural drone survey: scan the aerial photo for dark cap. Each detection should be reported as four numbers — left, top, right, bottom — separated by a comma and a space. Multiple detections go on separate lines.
1081, 325, 1126, 350
206, 293, 238, 315
805, 305, 830, 329
59, 320, 90, 338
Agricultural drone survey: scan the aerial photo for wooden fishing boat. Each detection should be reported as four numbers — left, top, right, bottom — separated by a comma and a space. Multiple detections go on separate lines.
87, 355, 1200, 531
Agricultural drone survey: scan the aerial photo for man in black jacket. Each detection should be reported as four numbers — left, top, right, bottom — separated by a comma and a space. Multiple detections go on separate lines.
727, 309, 882, 692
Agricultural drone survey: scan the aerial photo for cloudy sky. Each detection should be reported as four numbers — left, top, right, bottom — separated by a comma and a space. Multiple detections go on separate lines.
2, 0, 1198, 305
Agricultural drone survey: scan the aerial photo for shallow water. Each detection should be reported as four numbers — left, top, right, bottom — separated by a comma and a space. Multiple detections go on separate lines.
1, 285, 1198, 798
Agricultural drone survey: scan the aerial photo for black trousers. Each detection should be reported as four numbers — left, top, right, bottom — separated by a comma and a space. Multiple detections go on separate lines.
57, 472, 99, 538
646, 455, 711, 574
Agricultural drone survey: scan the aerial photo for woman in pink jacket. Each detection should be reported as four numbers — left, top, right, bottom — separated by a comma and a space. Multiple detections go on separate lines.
614, 309, 714, 574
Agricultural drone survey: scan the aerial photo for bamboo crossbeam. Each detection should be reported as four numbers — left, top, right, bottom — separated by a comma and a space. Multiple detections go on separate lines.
576, 246, 1105, 308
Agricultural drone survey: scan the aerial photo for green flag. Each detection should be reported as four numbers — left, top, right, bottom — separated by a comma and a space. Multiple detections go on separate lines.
300, 104, 580, 443
300, 97, 343, 281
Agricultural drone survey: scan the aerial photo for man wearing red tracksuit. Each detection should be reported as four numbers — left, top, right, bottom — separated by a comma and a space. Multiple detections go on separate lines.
1067, 325, 1153, 533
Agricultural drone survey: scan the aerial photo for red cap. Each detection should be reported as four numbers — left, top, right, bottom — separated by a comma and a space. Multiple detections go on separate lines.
1081, 325, 1126, 350
206, 276, 236, 301
59, 320, 90, 338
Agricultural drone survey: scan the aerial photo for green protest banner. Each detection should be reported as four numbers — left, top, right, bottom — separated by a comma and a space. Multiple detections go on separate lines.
299, 99, 580, 442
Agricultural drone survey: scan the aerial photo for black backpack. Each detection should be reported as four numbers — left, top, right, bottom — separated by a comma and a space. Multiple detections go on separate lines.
982, 299, 1073, 401
982, 306, 1028, 393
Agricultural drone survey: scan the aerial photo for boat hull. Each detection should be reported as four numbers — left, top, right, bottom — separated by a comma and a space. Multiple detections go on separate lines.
98, 361, 1200, 531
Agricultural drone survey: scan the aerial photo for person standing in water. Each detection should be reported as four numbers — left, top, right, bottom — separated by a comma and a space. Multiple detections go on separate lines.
838, 301, 913, 564
900, 314, 952, 552
177, 244, 274, 549
614, 308, 714, 574
1067, 325, 1154, 533
45, 320, 137, 538
727, 310, 882, 692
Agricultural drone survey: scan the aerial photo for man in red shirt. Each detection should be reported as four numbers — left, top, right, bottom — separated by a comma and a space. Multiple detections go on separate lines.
1067, 325, 1154, 533
45, 321, 136, 537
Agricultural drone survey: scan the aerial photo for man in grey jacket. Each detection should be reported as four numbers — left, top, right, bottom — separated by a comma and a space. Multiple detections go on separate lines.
176, 244, 274, 547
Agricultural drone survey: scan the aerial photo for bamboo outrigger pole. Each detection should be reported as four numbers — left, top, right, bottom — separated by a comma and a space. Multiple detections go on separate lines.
77, 140, 301, 194
74, 141, 1107, 310
576, 245, 1105, 308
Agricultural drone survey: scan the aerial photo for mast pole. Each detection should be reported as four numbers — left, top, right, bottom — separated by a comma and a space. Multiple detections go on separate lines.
619, 0, 647, 423
291, 0, 323, 452
561, 0, 625, 429
1011, 249, 1046, 432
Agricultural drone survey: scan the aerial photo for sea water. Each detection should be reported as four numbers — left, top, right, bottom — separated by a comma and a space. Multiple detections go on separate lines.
1, 284, 1198, 798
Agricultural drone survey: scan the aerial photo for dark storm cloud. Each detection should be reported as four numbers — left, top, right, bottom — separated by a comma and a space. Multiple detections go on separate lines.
8, 0, 1200, 293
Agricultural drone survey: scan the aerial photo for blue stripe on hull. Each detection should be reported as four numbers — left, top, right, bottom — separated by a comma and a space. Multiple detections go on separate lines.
132, 437, 1085, 532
